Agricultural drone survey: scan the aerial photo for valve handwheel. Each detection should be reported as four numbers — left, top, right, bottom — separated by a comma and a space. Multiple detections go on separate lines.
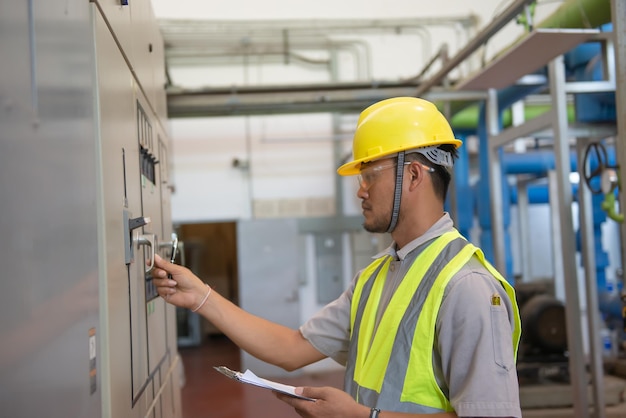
582, 142, 611, 194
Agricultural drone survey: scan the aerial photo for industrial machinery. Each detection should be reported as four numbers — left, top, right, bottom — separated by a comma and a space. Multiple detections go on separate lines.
0, 1, 181, 417
515, 281, 569, 384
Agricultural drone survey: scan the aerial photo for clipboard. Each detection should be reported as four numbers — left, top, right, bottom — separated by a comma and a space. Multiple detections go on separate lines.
213, 366, 315, 401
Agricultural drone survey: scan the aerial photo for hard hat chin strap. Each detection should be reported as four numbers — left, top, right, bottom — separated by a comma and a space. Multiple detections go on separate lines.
386, 151, 405, 233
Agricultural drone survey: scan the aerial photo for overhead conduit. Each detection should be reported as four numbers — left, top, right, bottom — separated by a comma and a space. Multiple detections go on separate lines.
163, 16, 480, 116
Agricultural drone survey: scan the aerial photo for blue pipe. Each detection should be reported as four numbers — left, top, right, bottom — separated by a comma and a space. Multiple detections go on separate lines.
502, 150, 577, 174
563, 25, 621, 321
462, 24, 618, 316
567, 23, 616, 123
452, 133, 474, 239
502, 147, 620, 319
462, 15, 620, 327
568, 28, 619, 321
475, 86, 618, 290
501, 146, 617, 316
476, 84, 547, 282
509, 182, 579, 205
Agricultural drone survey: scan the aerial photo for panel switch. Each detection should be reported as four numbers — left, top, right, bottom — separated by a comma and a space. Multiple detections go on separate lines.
129, 216, 151, 231
124, 211, 151, 265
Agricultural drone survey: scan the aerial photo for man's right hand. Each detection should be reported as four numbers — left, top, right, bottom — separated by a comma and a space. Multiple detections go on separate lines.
151, 254, 209, 311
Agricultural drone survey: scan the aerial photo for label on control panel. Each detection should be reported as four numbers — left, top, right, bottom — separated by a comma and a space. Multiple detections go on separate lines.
89, 328, 97, 395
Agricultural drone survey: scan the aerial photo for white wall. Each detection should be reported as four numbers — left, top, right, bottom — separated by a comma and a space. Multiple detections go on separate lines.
168, 113, 339, 221
151, 0, 563, 223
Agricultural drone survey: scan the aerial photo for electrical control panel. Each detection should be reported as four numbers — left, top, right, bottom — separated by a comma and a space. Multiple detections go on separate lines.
93, 5, 180, 416
0, 1, 180, 417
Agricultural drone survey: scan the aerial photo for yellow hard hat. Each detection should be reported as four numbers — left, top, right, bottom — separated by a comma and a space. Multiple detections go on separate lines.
337, 97, 462, 176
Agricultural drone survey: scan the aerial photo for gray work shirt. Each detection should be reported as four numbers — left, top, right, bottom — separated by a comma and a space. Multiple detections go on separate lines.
299, 213, 522, 418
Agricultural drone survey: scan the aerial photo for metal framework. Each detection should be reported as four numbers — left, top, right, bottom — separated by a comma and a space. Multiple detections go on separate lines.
481, 15, 623, 418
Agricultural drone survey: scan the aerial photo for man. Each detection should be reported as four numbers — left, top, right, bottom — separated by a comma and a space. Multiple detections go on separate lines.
152, 97, 522, 418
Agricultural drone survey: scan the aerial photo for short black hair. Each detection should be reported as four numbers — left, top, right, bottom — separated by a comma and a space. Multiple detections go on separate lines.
405, 144, 458, 201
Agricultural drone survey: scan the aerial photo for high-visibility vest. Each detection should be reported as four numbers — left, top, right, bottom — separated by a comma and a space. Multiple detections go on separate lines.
345, 230, 521, 413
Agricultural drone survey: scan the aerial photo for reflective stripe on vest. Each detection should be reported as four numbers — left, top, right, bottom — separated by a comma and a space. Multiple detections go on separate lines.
346, 230, 521, 413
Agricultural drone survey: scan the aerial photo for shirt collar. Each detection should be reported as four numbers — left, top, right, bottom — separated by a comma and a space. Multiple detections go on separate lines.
372, 212, 455, 261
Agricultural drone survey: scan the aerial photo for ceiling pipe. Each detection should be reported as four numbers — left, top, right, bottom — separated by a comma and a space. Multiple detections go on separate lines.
159, 16, 478, 38
164, 0, 614, 119
414, 0, 537, 97
162, 15, 479, 117
166, 83, 487, 118
537, 0, 611, 29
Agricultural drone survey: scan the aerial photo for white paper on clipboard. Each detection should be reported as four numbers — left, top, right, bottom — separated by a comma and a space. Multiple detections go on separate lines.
213, 366, 316, 401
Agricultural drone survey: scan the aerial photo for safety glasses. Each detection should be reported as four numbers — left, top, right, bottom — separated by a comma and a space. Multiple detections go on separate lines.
357, 161, 434, 190
357, 162, 406, 189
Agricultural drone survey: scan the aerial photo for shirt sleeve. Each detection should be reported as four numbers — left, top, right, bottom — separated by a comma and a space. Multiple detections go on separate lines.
299, 274, 358, 366
436, 258, 522, 418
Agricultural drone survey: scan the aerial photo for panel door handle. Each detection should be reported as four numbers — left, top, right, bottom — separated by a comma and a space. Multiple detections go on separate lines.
135, 233, 156, 273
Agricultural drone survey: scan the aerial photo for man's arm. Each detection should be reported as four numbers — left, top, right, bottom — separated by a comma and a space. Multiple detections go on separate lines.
151, 254, 326, 371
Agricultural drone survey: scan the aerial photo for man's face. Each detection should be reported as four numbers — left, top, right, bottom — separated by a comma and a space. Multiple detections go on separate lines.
357, 158, 399, 233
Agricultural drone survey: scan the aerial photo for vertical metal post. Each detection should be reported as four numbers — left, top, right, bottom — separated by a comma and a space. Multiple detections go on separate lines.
517, 180, 531, 282
330, 48, 345, 217
549, 55, 590, 417
486, 88, 507, 275
611, 0, 626, 292
27, 0, 39, 122
577, 137, 607, 418
547, 170, 565, 301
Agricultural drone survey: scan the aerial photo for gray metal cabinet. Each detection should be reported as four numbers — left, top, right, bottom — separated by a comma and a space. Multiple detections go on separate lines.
93, 6, 181, 418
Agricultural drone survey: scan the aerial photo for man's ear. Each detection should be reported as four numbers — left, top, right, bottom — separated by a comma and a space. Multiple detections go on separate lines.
406, 161, 422, 189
